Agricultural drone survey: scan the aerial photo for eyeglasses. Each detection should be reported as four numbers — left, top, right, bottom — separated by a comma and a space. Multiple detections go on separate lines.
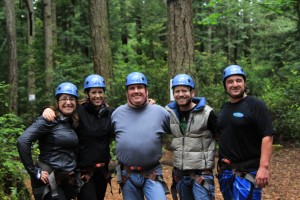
59, 98, 76, 102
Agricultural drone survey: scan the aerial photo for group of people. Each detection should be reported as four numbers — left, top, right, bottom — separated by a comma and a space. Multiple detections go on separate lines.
17, 65, 274, 200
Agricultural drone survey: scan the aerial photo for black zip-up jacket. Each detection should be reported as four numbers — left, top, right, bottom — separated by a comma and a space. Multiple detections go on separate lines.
17, 115, 79, 177
76, 102, 115, 167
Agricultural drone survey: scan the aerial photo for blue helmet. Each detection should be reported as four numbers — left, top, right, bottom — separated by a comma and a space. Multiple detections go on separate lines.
55, 82, 78, 98
84, 74, 106, 90
125, 72, 148, 87
172, 74, 195, 89
223, 65, 246, 81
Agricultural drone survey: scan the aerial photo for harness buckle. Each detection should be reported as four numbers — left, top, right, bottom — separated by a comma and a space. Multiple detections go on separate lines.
222, 158, 231, 165
95, 163, 105, 168
234, 170, 247, 178
193, 175, 204, 185
128, 166, 143, 171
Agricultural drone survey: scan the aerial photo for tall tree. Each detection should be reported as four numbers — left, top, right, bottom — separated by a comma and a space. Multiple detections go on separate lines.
43, 0, 54, 94
295, 0, 300, 38
51, 0, 57, 48
25, 0, 37, 119
167, 0, 195, 77
89, 0, 112, 82
120, 0, 129, 63
132, 1, 143, 57
4, 0, 18, 114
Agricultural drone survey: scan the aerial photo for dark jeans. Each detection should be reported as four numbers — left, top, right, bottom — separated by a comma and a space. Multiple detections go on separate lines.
77, 169, 108, 200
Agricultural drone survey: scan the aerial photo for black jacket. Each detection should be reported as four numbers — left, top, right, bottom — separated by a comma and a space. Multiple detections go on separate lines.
17, 115, 79, 177
76, 102, 115, 167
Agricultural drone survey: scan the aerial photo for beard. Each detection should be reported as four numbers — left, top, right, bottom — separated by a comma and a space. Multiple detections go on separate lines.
227, 89, 245, 99
177, 98, 193, 108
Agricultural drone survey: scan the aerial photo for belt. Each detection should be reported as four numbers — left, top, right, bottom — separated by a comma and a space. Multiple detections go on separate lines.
176, 169, 213, 176
122, 162, 160, 172
124, 165, 143, 171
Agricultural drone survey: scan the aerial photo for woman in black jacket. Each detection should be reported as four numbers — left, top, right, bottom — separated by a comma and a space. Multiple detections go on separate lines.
43, 75, 115, 200
76, 74, 115, 200
17, 82, 80, 200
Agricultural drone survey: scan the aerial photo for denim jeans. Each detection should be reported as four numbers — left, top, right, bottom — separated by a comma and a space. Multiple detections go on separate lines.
121, 171, 166, 200
176, 174, 215, 200
218, 169, 262, 200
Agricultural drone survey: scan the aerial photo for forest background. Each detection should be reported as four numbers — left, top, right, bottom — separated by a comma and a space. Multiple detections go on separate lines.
0, 0, 299, 199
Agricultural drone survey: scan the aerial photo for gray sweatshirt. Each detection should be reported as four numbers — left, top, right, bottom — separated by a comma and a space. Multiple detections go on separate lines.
112, 103, 170, 168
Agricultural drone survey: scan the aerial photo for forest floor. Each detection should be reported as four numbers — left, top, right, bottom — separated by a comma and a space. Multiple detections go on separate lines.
105, 146, 300, 200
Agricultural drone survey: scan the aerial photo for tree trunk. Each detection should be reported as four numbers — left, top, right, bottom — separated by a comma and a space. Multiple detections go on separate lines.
135, 10, 142, 56
51, 0, 57, 48
226, 23, 231, 63
120, 0, 128, 63
26, 0, 35, 92
88, 0, 112, 82
207, 26, 212, 55
25, 0, 37, 120
4, 0, 18, 114
167, 0, 195, 77
43, 0, 54, 95
296, 0, 300, 39
243, 13, 251, 62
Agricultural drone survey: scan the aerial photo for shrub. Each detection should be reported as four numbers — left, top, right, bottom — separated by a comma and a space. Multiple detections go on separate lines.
0, 114, 31, 199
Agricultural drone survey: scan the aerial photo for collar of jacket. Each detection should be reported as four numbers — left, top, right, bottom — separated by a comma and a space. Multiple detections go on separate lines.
56, 112, 70, 122
167, 97, 207, 112
84, 101, 110, 119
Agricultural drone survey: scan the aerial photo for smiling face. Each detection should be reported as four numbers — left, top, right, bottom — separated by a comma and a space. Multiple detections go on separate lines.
126, 84, 148, 107
86, 88, 105, 108
225, 75, 246, 103
57, 94, 77, 115
173, 85, 195, 111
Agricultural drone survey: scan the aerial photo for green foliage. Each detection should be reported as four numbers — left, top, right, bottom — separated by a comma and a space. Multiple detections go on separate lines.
1, 0, 299, 147
0, 82, 9, 115
259, 69, 300, 144
0, 0, 300, 195
107, 0, 168, 107
195, 52, 227, 111
110, 141, 117, 161
0, 114, 30, 199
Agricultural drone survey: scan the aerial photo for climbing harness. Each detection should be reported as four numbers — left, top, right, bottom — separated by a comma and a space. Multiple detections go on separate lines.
116, 162, 170, 194
217, 158, 259, 200
171, 168, 214, 200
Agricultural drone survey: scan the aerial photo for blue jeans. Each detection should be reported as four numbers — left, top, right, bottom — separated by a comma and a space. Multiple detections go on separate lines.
176, 174, 215, 200
218, 170, 262, 200
121, 171, 166, 200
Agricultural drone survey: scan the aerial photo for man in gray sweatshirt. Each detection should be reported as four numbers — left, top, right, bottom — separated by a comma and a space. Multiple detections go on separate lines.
111, 72, 171, 200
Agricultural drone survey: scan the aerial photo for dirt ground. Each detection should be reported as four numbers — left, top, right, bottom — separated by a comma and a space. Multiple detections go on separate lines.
104, 147, 300, 200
